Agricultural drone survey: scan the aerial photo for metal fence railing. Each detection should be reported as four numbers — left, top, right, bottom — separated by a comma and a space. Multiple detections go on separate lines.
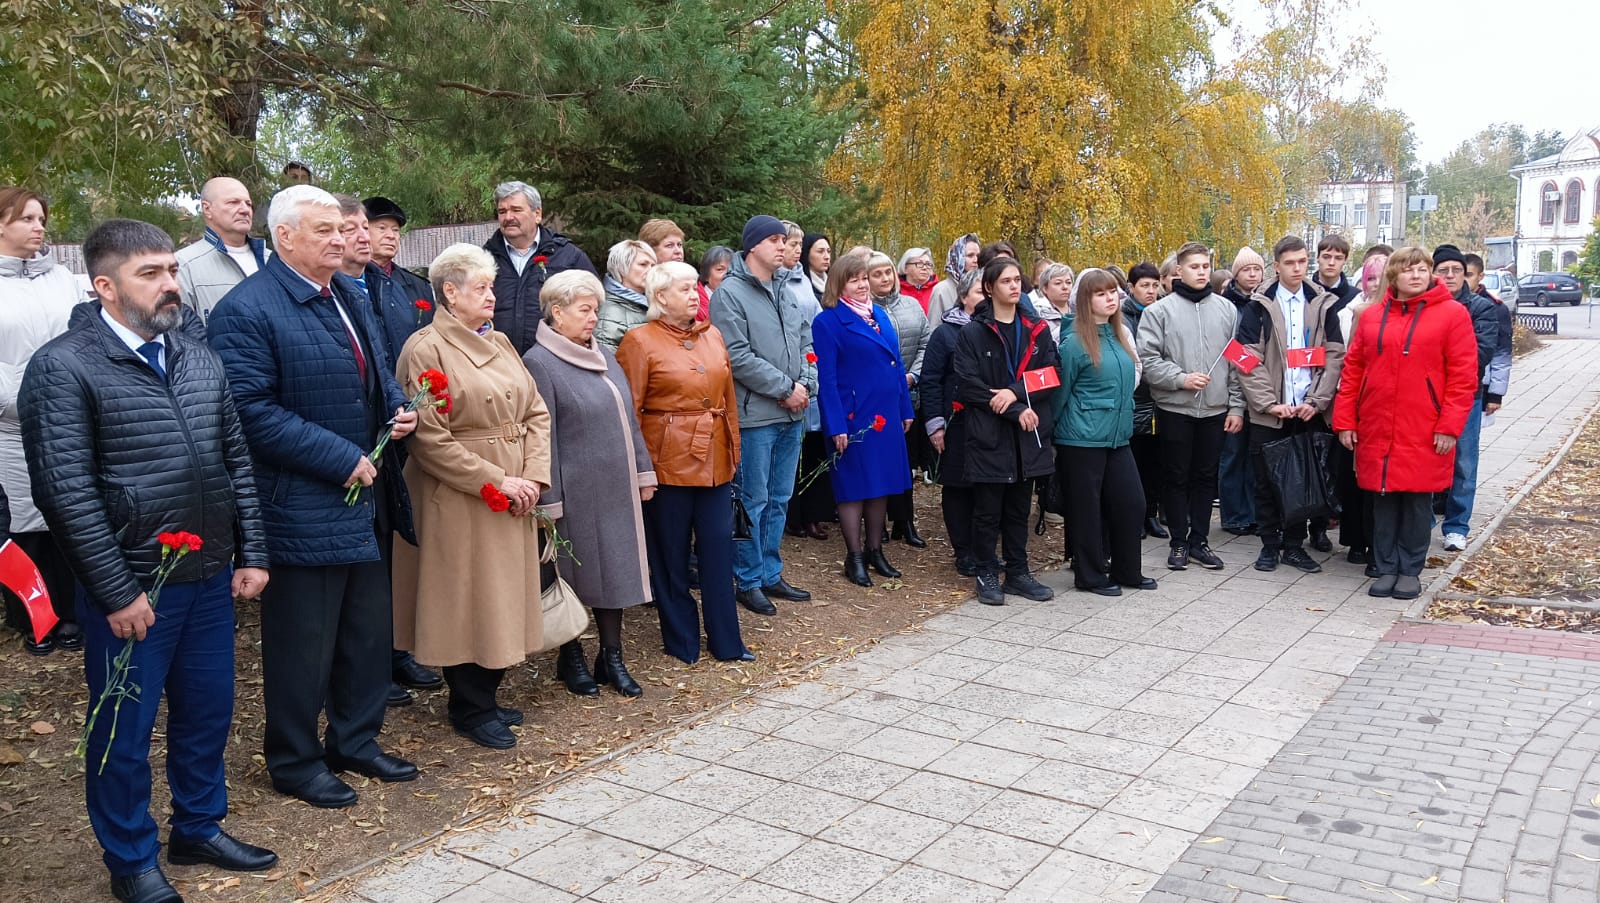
1516, 312, 1559, 335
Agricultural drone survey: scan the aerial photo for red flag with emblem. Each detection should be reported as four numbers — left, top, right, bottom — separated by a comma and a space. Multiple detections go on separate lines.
1222, 339, 1262, 374
1021, 366, 1060, 393
0, 540, 57, 643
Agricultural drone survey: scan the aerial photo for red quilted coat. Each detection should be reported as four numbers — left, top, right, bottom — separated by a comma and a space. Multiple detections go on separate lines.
1332, 280, 1478, 493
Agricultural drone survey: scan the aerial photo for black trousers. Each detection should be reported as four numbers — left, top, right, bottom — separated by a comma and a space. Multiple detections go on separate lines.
3, 530, 78, 630
1250, 418, 1326, 550
1156, 409, 1225, 549
886, 488, 916, 524
1372, 491, 1432, 577
1059, 445, 1145, 589
443, 663, 505, 730
787, 431, 837, 526
644, 483, 747, 663
1130, 434, 1162, 518
1333, 443, 1373, 554
941, 484, 975, 565
970, 480, 1033, 576
261, 554, 393, 786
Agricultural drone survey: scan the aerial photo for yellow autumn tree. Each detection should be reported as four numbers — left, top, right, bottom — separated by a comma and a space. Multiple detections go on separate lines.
828, 0, 1291, 265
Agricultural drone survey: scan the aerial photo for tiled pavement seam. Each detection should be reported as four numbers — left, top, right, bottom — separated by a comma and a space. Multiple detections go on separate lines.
342, 339, 1600, 902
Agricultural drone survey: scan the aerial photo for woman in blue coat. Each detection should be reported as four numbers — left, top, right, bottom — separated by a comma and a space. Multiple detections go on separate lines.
812, 252, 915, 586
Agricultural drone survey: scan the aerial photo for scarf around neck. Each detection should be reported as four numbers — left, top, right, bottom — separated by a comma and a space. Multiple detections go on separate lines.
603, 275, 648, 310
942, 306, 972, 327
535, 318, 609, 372
1170, 280, 1211, 303
841, 295, 877, 328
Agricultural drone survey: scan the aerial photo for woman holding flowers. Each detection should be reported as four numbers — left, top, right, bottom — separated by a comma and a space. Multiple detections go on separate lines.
811, 252, 914, 586
391, 243, 554, 750
524, 271, 657, 698
616, 261, 751, 665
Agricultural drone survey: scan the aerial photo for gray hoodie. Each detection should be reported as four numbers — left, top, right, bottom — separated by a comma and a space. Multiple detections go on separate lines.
1135, 291, 1244, 419
709, 252, 818, 429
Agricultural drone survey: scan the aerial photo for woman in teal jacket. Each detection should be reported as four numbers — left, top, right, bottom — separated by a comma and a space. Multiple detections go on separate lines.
1051, 268, 1157, 596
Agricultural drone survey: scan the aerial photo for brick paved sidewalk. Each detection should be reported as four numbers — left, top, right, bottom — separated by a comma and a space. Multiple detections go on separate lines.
338, 340, 1600, 902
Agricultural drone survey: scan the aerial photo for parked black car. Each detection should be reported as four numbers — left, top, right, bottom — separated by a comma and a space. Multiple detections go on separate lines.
1519, 272, 1584, 307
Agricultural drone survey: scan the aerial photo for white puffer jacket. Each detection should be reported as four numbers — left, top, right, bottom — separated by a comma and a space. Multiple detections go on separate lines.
1, 251, 83, 532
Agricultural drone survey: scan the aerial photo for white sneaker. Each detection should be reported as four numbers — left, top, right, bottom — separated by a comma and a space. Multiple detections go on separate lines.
1442, 533, 1467, 552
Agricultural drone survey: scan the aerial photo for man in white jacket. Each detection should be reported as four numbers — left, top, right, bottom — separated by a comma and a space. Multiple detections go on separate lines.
175, 177, 269, 325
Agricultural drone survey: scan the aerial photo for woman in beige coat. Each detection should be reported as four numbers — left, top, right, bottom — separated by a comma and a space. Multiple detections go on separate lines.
392, 243, 554, 750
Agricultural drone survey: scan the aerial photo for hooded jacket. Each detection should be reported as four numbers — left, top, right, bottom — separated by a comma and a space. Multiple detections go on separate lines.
595, 276, 650, 353
1477, 287, 1513, 404
1450, 282, 1500, 396
0, 249, 81, 534
1237, 280, 1347, 429
952, 301, 1059, 483
1134, 287, 1243, 419
920, 307, 971, 486
707, 251, 817, 430
484, 227, 598, 355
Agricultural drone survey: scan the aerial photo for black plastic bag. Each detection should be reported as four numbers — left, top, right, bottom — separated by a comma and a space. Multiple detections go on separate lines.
1262, 430, 1341, 523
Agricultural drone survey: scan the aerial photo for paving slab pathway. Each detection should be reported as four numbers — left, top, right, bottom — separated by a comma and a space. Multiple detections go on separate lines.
342, 338, 1600, 902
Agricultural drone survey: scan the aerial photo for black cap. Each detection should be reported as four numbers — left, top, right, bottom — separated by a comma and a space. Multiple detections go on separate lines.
1432, 244, 1466, 269
363, 196, 407, 226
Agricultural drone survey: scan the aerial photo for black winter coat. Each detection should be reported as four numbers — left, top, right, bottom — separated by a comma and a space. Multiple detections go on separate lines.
952, 302, 1060, 483
919, 317, 971, 487
0, 481, 9, 544
1451, 283, 1499, 393
484, 228, 598, 355
365, 261, 435, 367
19, 305, 269, 614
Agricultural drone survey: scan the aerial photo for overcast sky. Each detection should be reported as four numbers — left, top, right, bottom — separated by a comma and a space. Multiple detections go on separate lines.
1222, 0, 1600, 164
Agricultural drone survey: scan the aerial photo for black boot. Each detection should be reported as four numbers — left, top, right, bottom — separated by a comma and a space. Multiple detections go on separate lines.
843, 552, 872, 587
1144, 516, 1169, 539
556, 640, 600, 697
865, 548, 902, 579
896, 521, 927, 549
594, 647, 643, 697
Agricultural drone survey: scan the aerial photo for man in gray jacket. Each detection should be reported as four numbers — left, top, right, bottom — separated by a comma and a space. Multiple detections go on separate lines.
710, 216, 818, 616
175, 177, 269, 326
1136, 242, 1244, 572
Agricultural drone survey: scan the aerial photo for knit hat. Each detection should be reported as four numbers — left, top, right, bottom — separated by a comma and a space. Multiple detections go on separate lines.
1432, 244, 1466, 269
1232, 246, 1264, 272
741, 215, 786, 253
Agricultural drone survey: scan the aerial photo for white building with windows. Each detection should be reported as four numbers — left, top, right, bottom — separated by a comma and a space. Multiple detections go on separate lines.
1304, 180, 1408, 250
1511, 126, 1600, 274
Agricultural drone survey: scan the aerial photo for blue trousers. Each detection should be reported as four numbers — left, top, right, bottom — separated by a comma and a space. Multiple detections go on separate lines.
733, 420, 804, 590
80, 569, 235, 877
1218, 422, 1256, 529
1442, 398, 1483, 537
645, 483, 748, 663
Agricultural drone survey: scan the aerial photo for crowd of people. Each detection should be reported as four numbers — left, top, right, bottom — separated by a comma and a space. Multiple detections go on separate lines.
0, 177, 1511, 903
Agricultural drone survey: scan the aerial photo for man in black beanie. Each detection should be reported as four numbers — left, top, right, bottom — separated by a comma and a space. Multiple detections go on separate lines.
1432, 244, 1500, 553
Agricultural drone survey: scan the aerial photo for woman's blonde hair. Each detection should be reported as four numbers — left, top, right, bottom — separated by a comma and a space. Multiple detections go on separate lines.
1072, 268, 1136, 370
428, 243, 498, 309
643, 261, 700, 321
1381, 247, 1434, 300
606, 239, 657, 284
540, 270, 605, 324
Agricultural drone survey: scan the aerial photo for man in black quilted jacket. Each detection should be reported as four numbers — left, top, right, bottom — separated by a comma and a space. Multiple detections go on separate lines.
19, 219, 277, 903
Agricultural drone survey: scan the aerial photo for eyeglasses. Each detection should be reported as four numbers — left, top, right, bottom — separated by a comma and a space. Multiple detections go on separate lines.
908, 260, 933, 268
1435, 265, 1464, 276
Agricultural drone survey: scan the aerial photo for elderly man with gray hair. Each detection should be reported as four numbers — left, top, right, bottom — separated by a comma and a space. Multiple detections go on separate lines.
176, 176, 270, 325
483, 180, 597, 354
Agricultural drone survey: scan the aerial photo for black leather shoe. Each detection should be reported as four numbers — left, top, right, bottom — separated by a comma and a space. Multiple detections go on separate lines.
594, 647, 643, 697
271, 771, 357, 809
865, 548, 902, 579
1143, 516, 1169, 539
1280, 546, 1323, 573
1081, 583, 1122, 597
843, 553, 872, 587
22, 631, 53, 655
1347, 549, 1369, 564
1188, 543, 1224, 570
497, 706, 524, 726
327, 753, 419, 783
392, 653, 443, 689
762, 579, 811, 601
1222, 524, 1256, 536
1254, 547, 1279, 571
1002, 573, 1055, 601
1120, 577, 1159, 590
955, 558, 978, 577
1166, 547, 1188, 570
53, 622, 83, 652
168, 830, 278, 871
896, 521, 928, 549
736, 588, 777, 616
456, 719, 517, 749
111, 866, 183, 903
386, 683, 414, 708
1364, 562, 1380, 578
1309, 529, 1333, 553
557, 640, 601, 696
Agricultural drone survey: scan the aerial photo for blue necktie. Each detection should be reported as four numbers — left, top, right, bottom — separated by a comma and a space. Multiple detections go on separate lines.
137, 341, 165, 381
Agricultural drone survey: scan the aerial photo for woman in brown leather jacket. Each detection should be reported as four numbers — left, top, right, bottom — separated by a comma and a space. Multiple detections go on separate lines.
616, 262, 753, 664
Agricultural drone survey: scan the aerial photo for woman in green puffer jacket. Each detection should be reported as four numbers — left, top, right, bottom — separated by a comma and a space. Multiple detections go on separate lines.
1050, 268, 1157, 596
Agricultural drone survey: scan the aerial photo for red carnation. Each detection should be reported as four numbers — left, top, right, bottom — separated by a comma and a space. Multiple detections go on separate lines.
533, 255, 549, 267
435, 392, 453, 415
158, 532, 179, 550
951, 402, 964, 413
181, 532, 203, 552
871, 415, 886, 432
418, 368, 449, 393
805, 352, 817, 364
480, 483, 511, 513
415, 299, 432, 312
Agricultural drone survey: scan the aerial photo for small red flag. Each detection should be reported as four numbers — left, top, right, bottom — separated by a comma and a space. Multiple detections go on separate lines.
0, 540, 57, 643
1222, 339, 1262, 374
1021, 366, 1060, 393
1286, 346, 1326, 368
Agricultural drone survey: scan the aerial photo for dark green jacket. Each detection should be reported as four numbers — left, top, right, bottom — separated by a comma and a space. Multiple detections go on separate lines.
1052, 322, 1136, 447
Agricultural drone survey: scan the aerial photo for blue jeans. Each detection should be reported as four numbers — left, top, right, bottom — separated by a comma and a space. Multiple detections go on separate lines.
80, 570, 236, 877
1218, 422, 1255, 529
1442, 397, 1483, 536
734, 420, 804, 590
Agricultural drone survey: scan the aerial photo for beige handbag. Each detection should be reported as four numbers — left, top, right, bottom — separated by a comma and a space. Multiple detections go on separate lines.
537, 520, 589, 652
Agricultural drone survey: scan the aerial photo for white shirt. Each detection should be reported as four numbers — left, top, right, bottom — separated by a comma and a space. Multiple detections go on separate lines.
1275, 282, 1312, 407
224, 243, 260, 277
100, 308, 165, 373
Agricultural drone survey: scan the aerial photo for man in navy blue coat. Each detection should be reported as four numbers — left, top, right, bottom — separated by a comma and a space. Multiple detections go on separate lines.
208, 185, 421, 809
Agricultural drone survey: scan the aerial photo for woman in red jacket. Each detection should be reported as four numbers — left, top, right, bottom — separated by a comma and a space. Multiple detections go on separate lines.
1333, 247, 1478, 601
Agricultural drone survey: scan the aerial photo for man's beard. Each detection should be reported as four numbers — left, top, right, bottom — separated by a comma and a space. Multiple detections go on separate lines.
127, 291, 183, 335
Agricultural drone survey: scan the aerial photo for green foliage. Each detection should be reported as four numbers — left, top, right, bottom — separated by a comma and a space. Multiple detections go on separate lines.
1414, 123, 1566, 249
1573, 218, 1600, 287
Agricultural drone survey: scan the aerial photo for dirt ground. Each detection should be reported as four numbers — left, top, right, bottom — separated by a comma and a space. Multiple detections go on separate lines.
0, 485, 1063, 902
